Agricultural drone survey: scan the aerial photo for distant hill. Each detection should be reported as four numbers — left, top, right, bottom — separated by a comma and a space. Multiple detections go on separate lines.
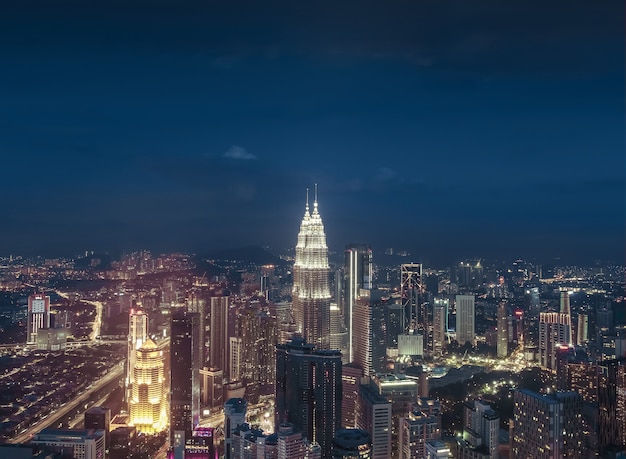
205, 246, 284, 266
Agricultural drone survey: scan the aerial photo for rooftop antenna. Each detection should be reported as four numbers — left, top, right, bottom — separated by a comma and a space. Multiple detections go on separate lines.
314, 183, 318, 206
306, 188, 309, 212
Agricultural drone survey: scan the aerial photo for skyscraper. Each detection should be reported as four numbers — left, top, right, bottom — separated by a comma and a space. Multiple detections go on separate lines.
275, 337, 342, 458
577, 313, 588, 345
560, 291, 573, 346
344, 244, 373, 361
292, 189, 331, 350
170, 310, 201, 450
539, 312, 573, 371
497, 301, 508, 358
27, 294, 50, 344
432, 299, 448, 356
400, 264, 423, 335
352, 289, 386, 376
129, 338, 166, 434
456, 295, 475, 346
127, 309, 148, 405
209, 295, 230, 379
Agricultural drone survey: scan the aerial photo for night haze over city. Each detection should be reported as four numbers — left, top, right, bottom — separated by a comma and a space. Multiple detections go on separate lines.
0, 4, 625, 458
0, 0, 623, 264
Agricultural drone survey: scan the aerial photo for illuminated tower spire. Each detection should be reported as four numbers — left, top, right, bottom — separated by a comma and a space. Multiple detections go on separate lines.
292, 187, 331, 349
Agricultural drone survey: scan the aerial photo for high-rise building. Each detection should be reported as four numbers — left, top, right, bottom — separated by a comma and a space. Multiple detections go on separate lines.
344, 244, 373, 361
370, 374, 419, 457
512, 389, 582, 459
129, 338, 166, 434
577, 313, 588, 345
292, 190, 332, 350
342, 364, 364, 429
456, 295, 475, 346
332, 429, 372, 459
399, 400, 442, 459
432, 299, 448, 356
224, 398, 247, 459
357, 383, 392, 459
127, 309, 148, 405
400, 264, 424, 335
539, 312, 573, 371
275, 337, 342, 458
353, 289, 387, 376
209, 295, 230, 379
560, 291, 573, 346
497, 301, 508, 358
598, 358, 626, 453
200, 367, 223, 412
458, 400, 499, 458
27, 294, 50, 344
84, 407, 110, 454
170, 310, 201, 450
31, 428, 105, 459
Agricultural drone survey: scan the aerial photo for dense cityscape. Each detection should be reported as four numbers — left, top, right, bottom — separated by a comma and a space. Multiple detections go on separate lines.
0, 195, 624, 459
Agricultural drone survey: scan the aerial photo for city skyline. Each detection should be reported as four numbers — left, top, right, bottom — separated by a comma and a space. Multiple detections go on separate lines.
0, 1, 623, 265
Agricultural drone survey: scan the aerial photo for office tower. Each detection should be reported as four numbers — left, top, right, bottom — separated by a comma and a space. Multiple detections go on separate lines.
432, 299, 448, 356
330, 303, 349, 362
31, 428, 105, 459
399, 401, 442, 459
497, 302, 508, 358
170, 311, 201, 450
512, 389, 582, 459
234, 307, 277, 399
598, 358, 626, 453
386, 303, 405, 350
84, 407, 110, 455
344, 244, 373, 361
200, 367, 223, 412
560, 291, 573, 345
27, 294, 50, 343
357, 383, 392, 459
456, 295, 475, 346
353, 289, 387, 376
275, 337, 342, 458
400, 263, 423, 335
458, 400, 499, 458
127, 309, 148, 405
425, 440, 450, 459
342, 364, 364, 428
370, 374, 419, 457
539, 312, 573, 371
577, 313, 588, 345
292, 190, 332, 350
209, 295, 230, 379
224, 398, 247, 459
129, 338, 166, 434
332, 429, 372, 458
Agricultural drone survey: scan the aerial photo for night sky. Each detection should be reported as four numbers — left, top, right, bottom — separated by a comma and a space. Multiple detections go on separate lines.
1, 1, 623, 265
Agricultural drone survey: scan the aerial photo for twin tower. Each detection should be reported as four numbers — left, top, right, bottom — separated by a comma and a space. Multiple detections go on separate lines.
292, 188, 332, 349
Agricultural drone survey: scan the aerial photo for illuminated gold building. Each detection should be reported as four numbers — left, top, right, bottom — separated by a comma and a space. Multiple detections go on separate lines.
129, 338, 167, 434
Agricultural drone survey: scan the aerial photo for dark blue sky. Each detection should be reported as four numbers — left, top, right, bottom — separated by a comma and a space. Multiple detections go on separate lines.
0, 0, 623, 264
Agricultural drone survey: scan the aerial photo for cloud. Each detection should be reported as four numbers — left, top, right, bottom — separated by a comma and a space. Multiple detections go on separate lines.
222, 145, 257, 160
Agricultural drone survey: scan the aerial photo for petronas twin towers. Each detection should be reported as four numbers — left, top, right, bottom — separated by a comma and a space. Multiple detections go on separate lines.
292, 188, 332, 349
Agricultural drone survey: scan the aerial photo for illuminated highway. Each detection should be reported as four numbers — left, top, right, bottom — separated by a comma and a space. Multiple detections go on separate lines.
9, 363, 124, 444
